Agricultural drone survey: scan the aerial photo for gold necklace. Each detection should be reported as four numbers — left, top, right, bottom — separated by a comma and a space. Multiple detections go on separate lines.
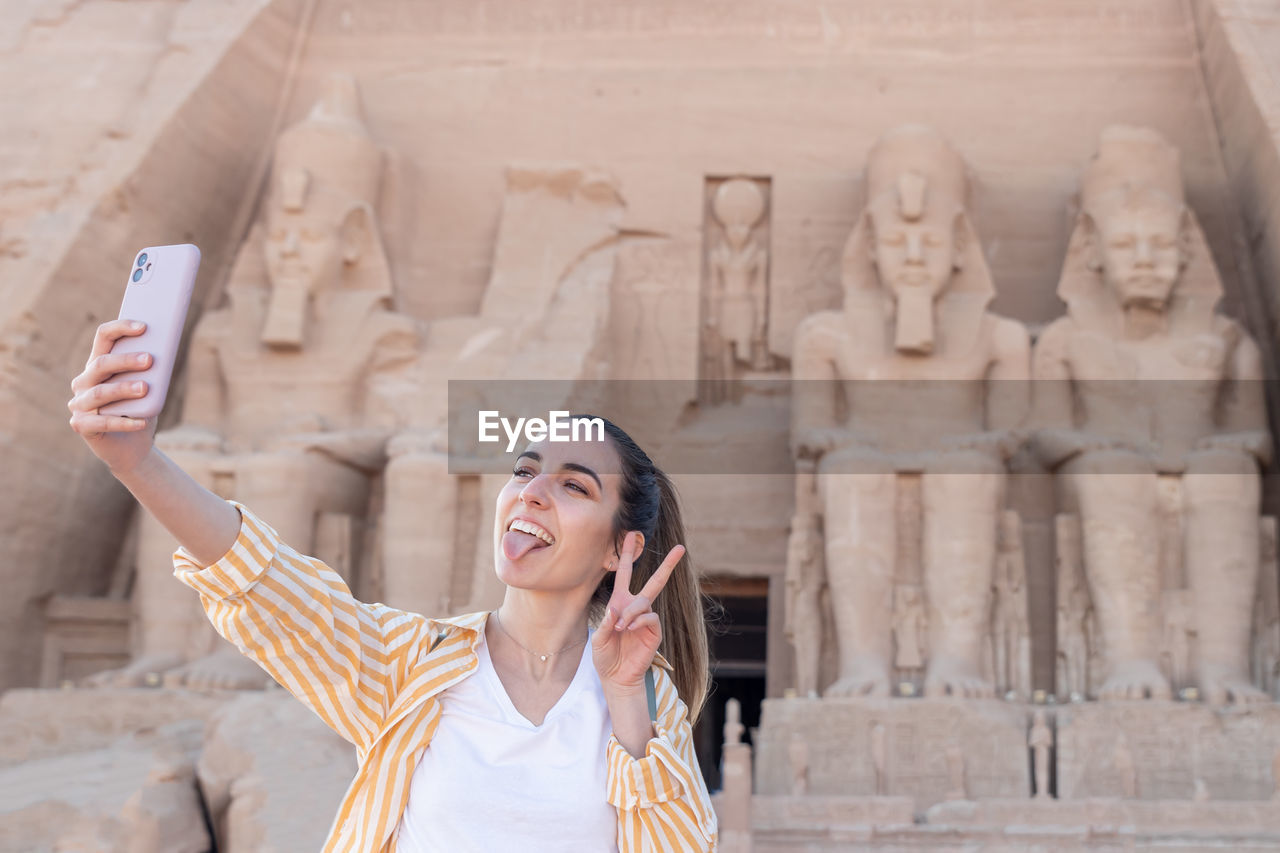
491, 610, 587, 662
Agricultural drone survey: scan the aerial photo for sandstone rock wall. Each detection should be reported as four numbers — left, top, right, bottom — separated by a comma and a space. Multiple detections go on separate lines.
0, 0, 306, 691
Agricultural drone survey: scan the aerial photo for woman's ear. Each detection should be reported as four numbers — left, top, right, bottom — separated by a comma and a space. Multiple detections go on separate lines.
610, 530, 645, 567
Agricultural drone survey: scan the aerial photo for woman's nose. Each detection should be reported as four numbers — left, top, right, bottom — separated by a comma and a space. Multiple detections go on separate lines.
519, 475, 550, 507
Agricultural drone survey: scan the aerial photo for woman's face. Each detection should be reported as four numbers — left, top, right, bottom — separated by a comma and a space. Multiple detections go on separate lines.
493, 435, 627, 595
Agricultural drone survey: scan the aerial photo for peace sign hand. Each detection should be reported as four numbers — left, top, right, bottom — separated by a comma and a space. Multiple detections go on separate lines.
592, 531, 685, 693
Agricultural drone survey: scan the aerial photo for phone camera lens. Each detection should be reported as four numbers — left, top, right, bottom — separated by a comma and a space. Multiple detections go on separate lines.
136, 252, 148, 267
132, 268, 144, 283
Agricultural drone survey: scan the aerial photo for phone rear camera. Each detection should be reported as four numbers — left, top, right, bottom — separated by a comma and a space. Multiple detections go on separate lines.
136, 252, 148, 267
132, 268, 144, 283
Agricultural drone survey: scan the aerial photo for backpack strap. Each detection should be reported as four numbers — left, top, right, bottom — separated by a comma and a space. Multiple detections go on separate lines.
644, 667, 658, 723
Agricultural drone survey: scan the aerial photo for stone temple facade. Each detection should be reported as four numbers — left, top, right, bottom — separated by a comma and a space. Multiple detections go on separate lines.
3, 0, 1280, 849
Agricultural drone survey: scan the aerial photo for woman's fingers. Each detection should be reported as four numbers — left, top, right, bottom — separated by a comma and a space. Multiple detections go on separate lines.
626, 612, 660, 638
638, 544, 685, 602
611, 531, 639, 598
89, 319, 145, 363
69, 411, 150, 437
75, 351, 152, 393
597, 605, 619, 635
614, 595, 652, 631
68, 379, 148, 414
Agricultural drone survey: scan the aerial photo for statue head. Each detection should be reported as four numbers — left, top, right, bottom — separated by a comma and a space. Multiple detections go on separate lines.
1081, 127, 1192, 313
842, 126, 989, 354
259, 74, 391, 348
1060, 126, 1220, 332
712, 178, 765, 250
864, 127, 969, 304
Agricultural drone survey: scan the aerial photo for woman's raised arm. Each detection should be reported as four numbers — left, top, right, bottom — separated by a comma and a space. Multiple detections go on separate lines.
68, 319, 240, 564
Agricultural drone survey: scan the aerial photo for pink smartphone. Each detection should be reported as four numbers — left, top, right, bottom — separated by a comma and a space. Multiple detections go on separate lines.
99, 243, 201, 419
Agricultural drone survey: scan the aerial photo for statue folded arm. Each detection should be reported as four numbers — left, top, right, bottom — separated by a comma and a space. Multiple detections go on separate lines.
1030, 318, 1116, 469
947, 317, 1031, 460
790, 312, 845, 461
277, 313, 424, 473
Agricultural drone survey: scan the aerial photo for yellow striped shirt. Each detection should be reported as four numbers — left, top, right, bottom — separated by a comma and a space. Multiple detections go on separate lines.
172, 501, 719, 852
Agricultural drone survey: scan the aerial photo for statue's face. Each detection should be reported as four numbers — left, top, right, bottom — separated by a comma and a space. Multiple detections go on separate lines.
256, 168, 352, 347
868, 203, 957, 301
1092, 194, 1184, 310
262, 197, 342, 295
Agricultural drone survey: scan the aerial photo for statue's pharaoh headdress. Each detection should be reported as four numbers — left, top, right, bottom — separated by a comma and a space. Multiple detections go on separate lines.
274, 73, 384, 211
1057, 125, 1222, 333
840, 125, 995, 352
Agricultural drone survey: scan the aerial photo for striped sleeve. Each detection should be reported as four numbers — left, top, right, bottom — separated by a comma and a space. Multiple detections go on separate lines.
172, 501, 429, 755
606, 666, 719, 852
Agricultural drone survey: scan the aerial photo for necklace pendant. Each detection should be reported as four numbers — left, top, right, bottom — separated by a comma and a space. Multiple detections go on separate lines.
540, 654, 548, 662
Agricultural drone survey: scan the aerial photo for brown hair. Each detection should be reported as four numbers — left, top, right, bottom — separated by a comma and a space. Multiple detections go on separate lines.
575, 414, 711, 723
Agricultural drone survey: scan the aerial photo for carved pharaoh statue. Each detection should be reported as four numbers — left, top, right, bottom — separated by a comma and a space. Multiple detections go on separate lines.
89, 74, 420, 690
1033, 125, 1274, 705
790, 125, 1031, 699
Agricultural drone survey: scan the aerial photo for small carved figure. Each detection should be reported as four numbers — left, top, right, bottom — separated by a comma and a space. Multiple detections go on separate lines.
708, 177, 770, 371
1028, 710, 1053, 800
788, 733, 810, 796
1114, 738, 1138, 798
1055, 515, 1092, 700
786, 462, 825, 697
993, 510, 1030, 696
1162, 591, 1194, 691
724, 697, 745, 746
945, 745, 968, 801
892, 585, 927, 670
871, 723, 888, 796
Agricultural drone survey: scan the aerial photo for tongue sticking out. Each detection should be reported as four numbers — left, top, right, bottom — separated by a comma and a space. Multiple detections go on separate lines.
502, 530, 549, 561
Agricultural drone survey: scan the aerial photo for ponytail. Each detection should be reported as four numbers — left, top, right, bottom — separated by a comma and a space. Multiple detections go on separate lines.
577, 415, 712, 723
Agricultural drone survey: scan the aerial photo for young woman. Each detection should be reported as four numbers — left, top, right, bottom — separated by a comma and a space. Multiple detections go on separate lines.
68, 319, 718, 852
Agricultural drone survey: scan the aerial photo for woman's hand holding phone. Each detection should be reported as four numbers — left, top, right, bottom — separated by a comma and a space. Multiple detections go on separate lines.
66, 244, 240, 566
67, 319, 158, 474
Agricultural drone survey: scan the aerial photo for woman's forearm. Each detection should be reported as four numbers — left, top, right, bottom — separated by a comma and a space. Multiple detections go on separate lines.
112, 446, 241, 566
605, 683, 655, 758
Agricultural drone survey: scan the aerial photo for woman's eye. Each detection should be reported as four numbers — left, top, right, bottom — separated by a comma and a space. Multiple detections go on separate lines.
565, 480, 587, 494
512, 466, 533, 478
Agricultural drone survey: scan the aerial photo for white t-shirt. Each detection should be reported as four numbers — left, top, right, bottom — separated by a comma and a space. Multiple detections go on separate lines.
394, 629, 618, 852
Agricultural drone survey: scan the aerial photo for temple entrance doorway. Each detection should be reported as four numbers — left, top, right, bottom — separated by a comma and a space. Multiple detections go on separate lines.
695, 576, 769, 791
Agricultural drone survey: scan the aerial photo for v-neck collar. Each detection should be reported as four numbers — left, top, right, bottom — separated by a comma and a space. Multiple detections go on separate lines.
479, 629, 596, 730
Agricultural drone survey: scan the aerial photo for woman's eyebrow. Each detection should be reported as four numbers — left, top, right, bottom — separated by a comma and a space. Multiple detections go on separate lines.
515, 451, 603, 491
561, 462, 603, 491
